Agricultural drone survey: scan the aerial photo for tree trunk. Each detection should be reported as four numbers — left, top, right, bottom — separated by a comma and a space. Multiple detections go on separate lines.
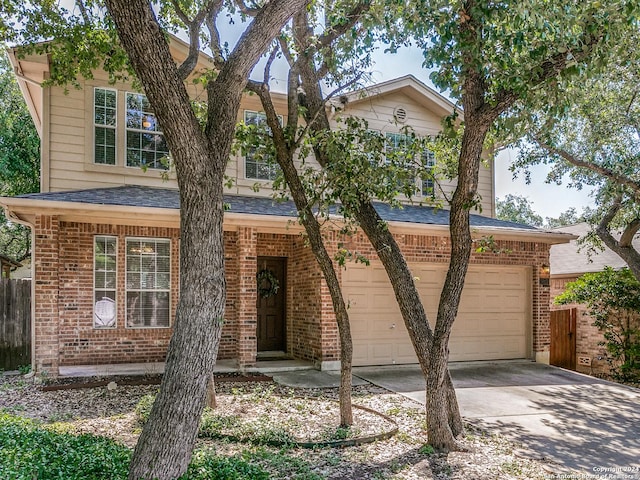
597, 222, 640, 283
104, 0, 308, 478
250, 81, 354, 426
206, 374, 217, 409
426, 101, 490, 448
294, 48, 463, 441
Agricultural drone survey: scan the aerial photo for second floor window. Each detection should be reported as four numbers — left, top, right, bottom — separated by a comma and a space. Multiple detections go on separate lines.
244, 110, 280, 181
94, 88, 117, 165
126, 93, 170, 170
421, 150, 436, 197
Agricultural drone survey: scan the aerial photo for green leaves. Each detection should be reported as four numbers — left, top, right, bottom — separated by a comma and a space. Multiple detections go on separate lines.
495, 194, 544, 227
556, 267, 640, 383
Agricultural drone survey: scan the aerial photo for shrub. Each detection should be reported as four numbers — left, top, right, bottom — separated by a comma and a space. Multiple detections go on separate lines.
134, 393, 155, 424
556, 267, 640, 383
0, 413, 271, 480
0, 413, 131, 479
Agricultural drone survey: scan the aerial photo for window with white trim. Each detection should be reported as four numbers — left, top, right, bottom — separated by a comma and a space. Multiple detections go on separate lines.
421, 150, 436, 197
244, 110, 281, 181
94, 88, 117, 165
94, 236, 117, 328
125, 93, 169, 170
126, 238, 171, 328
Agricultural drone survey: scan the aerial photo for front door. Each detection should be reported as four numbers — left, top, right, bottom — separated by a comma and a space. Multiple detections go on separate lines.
256, 257, 286, 352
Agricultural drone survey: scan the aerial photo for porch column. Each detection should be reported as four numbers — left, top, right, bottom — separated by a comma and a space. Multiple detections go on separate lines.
318, 232, 341, 370
33, 214, 60, 376
533, 254, 551, 364
236, 226, 257, 368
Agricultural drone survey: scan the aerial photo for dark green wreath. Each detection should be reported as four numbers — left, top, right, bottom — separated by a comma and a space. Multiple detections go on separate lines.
257, 269, 280, 298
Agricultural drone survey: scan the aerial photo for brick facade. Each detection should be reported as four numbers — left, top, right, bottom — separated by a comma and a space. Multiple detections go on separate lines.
31, 216, 553, 375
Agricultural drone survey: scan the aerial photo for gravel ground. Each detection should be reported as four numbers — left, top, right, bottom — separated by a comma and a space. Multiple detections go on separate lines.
0, 373, 558, 479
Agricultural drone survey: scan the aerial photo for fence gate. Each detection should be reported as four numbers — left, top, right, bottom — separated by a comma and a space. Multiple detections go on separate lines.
0, 279, 31, 371
550, 308, 577, 370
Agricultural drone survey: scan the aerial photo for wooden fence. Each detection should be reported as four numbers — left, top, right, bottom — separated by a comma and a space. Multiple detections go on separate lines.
0, 279, 31, 371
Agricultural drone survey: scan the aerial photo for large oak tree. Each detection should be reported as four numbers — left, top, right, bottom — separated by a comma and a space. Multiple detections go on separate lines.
3, 0, 307, 478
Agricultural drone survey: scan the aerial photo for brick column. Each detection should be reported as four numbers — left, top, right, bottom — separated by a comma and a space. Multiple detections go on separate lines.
532, 252, 551, 364
236, 226, 257, 368
33, 215, 60, 376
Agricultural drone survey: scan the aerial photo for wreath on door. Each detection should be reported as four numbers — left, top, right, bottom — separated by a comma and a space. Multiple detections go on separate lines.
257, 269, 280, 298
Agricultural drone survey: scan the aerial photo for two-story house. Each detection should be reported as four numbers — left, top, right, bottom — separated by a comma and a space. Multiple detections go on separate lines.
1, 38, 572, 376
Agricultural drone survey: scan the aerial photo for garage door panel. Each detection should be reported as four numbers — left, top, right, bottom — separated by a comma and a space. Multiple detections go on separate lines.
345, 262, 530, 366
449, 336, 526, 361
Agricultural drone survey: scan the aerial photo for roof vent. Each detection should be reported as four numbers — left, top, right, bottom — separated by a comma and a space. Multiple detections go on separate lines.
394, 106, 407, 123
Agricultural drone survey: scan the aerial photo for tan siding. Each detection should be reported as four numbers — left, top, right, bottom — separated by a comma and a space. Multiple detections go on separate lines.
44, 69, 496, 216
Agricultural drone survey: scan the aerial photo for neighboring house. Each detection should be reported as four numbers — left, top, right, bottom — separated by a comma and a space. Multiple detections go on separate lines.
0, 254, 22, 278
1, 38, 572, 376
550, 222, 639, 375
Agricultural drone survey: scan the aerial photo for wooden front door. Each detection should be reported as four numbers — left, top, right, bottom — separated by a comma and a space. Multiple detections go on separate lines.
550, 308, 577, 370
256, 257, 286, 352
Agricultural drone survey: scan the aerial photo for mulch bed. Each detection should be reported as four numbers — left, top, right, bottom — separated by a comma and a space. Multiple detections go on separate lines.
41, 372, 272, 391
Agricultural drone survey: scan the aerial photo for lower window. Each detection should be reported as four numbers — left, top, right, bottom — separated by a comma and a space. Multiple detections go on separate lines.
126, 238, 171, 328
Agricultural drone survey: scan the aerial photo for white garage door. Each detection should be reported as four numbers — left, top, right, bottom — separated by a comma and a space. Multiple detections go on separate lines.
343, 262, 530, 366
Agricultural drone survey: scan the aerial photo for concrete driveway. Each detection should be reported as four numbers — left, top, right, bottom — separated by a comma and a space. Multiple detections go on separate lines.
354, 361, 640, 475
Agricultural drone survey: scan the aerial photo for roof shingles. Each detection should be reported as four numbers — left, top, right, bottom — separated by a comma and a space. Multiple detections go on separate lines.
16, 185, 538, 230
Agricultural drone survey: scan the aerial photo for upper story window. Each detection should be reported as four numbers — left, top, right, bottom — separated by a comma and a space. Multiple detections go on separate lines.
126, 93, 170, 170
385, 132, 436, 198
421, 150, 436, 197
94, 88, 117, 165
244, 110, 281, 181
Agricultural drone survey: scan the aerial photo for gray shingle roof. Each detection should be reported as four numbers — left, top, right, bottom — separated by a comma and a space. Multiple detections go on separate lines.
16, 185, 538, 230
550, 222, 638, 275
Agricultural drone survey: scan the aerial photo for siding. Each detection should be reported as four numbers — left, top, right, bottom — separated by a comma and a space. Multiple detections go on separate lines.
45, 72, 494, 216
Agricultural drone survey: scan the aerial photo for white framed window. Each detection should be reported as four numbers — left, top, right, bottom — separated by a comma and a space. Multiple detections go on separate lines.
244, 110, 281, 181
94, 88, 117, 165
94, 236, 117, 328
125, 238, 171, 328
421, 150, 436, 197
125, 92, 169, 170
385, 132, 409, 159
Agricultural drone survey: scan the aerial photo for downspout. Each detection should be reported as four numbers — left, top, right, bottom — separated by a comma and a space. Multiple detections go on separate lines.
2, 204, 36, 374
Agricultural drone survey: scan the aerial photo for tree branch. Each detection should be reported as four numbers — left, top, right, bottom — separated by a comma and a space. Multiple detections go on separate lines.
235, 0, 259, 17
75, 0, 91, 24
620, 218, 640, 247
263, 43, 279, 84
533, 134, 640, 195
205, 14, 225, 67
220, 0, 308, 89
317, 1, 371, 47
175, 0, 222, 80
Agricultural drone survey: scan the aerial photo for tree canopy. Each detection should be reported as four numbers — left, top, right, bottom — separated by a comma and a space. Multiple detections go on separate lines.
0, 52, 39, 262
510, 28, 640, 280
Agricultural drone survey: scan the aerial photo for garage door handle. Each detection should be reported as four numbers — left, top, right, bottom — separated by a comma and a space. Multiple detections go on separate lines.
390, 323, 396, 329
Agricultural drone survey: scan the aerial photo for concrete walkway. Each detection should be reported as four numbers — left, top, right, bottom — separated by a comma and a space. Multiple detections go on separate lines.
353, 361, 640, 475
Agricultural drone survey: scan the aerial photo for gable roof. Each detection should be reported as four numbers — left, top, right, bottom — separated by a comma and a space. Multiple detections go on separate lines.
550, 222, 638, 276
6, 34, 215, 137
338, 75, 459, 119
2, 185, 575, 244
